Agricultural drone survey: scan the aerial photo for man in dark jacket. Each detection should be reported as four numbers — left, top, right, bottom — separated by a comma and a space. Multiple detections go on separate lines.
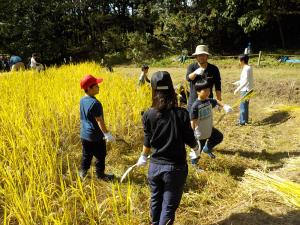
186, 45, 222, 112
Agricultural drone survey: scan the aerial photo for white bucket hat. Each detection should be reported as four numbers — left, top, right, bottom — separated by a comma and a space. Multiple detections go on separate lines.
192, 45, 210, 56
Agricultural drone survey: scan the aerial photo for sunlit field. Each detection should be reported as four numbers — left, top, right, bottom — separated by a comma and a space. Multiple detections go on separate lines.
0, 61, 299, 224
0, 63, 151, 224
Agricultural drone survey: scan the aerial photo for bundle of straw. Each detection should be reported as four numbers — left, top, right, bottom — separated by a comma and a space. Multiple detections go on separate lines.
287, 157, 300, 170
244, 169, 300, 208
267, 105, 300, 113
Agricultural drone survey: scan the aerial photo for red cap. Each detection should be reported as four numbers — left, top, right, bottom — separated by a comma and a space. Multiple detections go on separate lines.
80, 75, 103, 90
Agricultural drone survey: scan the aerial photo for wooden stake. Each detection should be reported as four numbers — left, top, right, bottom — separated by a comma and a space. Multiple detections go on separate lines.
257, 51, 262, 66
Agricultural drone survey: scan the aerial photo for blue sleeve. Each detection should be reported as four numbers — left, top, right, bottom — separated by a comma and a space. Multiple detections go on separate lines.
142, 112, 152, 148
190, 102, 198, 120
91, 101, 103, 118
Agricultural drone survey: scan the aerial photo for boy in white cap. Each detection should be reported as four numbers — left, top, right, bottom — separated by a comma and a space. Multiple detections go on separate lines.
79, 74, 115, 180
186, 45, 222, 112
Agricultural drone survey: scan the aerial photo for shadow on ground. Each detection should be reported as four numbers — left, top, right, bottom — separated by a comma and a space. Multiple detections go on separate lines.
117, 171, 148, 185
218, 149, 300, 164
215, 208, 300, 225
254, 110, 291, 126
215, 149, 300, 178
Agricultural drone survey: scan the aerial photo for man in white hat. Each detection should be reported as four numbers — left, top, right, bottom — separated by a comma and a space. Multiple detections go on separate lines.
186, 45, 222, 112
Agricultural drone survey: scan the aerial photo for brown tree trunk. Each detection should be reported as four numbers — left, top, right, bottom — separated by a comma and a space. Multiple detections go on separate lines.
276, 15, 285, 48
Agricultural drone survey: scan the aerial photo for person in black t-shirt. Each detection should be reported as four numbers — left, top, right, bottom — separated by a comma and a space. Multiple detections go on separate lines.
186, 45, 222, 112
135, 71, 200, 225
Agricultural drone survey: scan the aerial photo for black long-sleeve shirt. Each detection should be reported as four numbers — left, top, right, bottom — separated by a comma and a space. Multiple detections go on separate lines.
186, 62, 221, 111
142, 107, 197, 165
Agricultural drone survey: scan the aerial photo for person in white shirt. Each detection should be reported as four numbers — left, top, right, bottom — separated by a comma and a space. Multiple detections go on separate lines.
138, 64, 150, 85
30, 53, 44, 72
233, 54, 254, 125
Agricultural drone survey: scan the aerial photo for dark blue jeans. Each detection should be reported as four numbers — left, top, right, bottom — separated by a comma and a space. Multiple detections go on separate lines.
81, 139, 106, 176
148, 163, 188, 225
240, 91, 250, 124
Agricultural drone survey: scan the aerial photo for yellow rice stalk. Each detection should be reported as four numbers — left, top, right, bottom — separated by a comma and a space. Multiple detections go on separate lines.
0, 62, 150, 224
285, 157, 300, 171
244, 169, 300, 208
273, 105, 300, 111
267, 104, 300, 114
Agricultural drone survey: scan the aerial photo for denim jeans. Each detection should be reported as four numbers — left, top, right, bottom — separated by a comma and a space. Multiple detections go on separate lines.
148, 163, 188, 225
81, 139, 106, 176
240, 91, 250, 124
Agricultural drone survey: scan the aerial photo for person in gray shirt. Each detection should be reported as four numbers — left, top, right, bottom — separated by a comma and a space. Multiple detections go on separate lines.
190, 79, 232, 160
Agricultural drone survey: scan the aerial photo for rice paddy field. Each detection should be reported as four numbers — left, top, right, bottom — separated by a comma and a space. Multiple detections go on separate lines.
0, 58, 299, 225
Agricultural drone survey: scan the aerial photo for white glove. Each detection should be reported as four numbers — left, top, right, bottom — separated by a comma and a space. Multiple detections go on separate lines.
103, 132, 115, 142
189, 145, 201, 160
194, 67, 205, 76
223, 104, 233, 113
136, 154, 148, 167
233, 89, 239, 95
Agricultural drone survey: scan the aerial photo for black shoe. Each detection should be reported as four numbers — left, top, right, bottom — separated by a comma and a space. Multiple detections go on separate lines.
97, 173, 115, 181
206, 152, 216, 159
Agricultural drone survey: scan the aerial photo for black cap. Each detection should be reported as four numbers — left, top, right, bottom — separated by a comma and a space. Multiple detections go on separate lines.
195, 79, 210, 91
151, 71, 173, 90
239, 54, 249, 63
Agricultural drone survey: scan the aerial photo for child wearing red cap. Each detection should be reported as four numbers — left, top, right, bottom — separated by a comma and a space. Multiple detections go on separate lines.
79, 74, 115, 180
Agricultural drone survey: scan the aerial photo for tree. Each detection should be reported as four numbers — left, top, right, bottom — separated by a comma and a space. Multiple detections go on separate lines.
237, 0, 300, 48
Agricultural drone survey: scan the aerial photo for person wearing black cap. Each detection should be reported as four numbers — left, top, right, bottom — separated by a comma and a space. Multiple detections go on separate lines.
190, 79, 232, 160
186, 45, 222, 112
135, 71, 200, 225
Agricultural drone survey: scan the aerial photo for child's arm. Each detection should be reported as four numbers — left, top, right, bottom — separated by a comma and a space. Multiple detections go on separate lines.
215, 99, 233, 113
145, 75, 150, 83
95, 116, 108, 133
136, 145, 151, 166
95, 116, 115, 141
216, 99, 224, 107
141, 145, 151, 155
234, 80, 249, 94
190, 119, 196, 130
234, 68, 251, 94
